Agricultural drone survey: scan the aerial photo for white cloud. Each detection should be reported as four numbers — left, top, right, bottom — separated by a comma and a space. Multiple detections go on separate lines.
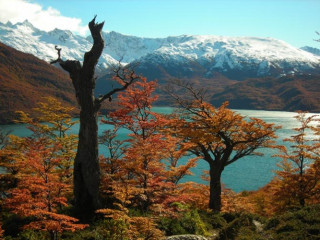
0, 0, 88, 35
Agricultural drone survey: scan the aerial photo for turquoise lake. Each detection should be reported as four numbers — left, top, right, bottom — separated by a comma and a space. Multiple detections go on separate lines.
1, 107, 319, 192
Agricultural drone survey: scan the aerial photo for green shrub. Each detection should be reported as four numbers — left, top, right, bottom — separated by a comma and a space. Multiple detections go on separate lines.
217, 213, 266, 240
1, 213, 31, 238
265, 205, 320, 240
181, 209, 208, 235
199, 211, 227, 229
61, 219, 129, 240
158, 217, 187, 236
16, 230, 47, 240
158, 209, 209, 236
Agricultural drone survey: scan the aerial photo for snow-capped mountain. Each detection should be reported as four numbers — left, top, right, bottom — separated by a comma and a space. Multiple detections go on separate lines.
300, 46, 320, 57
1, 20, 319, 80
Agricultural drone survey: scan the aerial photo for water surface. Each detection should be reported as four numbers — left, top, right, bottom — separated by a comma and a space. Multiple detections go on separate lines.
1, 108, 318, 192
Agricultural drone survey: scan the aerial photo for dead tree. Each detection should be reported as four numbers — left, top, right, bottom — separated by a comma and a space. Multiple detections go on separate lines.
51, 16, 138, 219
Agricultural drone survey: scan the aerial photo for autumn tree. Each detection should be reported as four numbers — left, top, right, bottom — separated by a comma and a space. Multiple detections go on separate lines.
15, 97, 78, 186
101, 78, 170, 212
102, 77, 198, 212
0, 97, 77, 202
0, 98, 81, 238
51, 16, 140, 218
271, 112, 320, 211
166, 82, 279, 212
162, 134, 198, 185
5, 139, 87, 240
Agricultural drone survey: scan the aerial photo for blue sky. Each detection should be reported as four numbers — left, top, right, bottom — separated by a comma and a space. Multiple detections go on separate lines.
0, 0, 319, 48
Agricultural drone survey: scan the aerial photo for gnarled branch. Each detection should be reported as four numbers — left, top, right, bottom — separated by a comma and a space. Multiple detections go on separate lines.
50, 46, 62, 64
83, 15, 105, 73
94, 63, 141, 109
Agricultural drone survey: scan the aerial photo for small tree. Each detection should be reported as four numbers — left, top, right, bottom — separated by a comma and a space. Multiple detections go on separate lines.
101, 78, 197, 213
5, 139, 87, 240
166, 83, 279, 212
1, 98, 84, 239
0, 97, 77, 200
271, 112, 320, 211
15, 97, 78, 187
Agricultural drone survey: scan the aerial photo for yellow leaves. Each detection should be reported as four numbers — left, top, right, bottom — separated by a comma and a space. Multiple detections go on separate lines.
15, 97, 78, 141
97, 208, 129, 221
221, 189, 256, 214
253, 112, 320, 214
97, 207, 164, 240
0, 98, 84, 235
129, 216, 164, 240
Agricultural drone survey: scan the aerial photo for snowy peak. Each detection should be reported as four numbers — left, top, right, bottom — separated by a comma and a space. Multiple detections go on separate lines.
100, 31, 165, 64
135, 35, 320, 79
18, 19, 34, 27
155, 35, 318, 63
300, 46, 320, 56
0, 20, 319, 80
48, 28, 74, 43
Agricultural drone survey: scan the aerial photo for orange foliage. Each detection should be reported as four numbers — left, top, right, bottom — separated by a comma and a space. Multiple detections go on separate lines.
0, 98, 84, 238
97, 208, 164, 240
225, 112, 320, 216
162, 135, 199, 185
173, 182, 210, 211
269, 112, 320, 212
98, 77, 199, 236
167, 99, 279, 211
5, 139, 87, 235
221, 189, 256, 214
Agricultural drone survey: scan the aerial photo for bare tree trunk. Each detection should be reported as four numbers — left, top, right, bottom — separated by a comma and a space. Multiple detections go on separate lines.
209, 163, 223, 212
51, 16, 139, 220
57, 16, 105, 218
73, 93, 100, 217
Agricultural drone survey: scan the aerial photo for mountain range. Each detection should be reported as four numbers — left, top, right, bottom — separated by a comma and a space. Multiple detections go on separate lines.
0, 20, 320, 121
1, 20, 320, 80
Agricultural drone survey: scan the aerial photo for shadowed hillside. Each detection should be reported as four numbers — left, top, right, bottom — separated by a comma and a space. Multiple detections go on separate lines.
1, 41, 320, 125
210, 74, 320, 112
0, 42, 78, 124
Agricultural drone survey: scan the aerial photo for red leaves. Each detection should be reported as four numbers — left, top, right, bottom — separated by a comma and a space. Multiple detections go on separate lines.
1, 98, 84, 236
99, 76, 198, 224
4, 139, 86, 233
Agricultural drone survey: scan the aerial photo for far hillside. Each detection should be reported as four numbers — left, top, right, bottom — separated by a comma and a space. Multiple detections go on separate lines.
0, 42, 78, 124
210, 74, 320, 112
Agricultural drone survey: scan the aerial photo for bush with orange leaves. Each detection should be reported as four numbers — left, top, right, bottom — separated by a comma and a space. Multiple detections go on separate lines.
4, 139, 87, 240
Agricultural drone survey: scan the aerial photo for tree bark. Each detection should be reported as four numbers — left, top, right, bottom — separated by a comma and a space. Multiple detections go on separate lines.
73, 92, 100, 217
209, 162, 223, 212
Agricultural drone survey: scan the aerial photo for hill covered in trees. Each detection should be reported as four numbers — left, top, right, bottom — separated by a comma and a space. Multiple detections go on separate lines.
210, 74, 320, 112
1, 40, 320, 126
0, 42, 77, 124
